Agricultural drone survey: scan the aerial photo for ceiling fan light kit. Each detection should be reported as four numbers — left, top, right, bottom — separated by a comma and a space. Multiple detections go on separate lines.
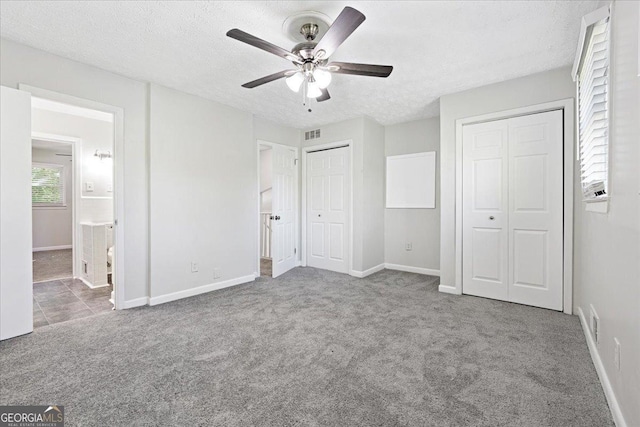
226, 6, 393, 111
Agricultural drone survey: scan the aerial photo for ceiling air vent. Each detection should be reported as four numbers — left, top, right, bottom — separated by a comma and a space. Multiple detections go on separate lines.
305, 129, 321, 141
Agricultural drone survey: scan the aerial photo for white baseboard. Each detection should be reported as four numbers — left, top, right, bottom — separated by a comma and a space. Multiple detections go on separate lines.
438, 285, 460, 295
78, 277, 110, 289
121, 297, 149, 309
32, 245, 72, 252
384, 263, 440, 277
351, 263, 385, 278
577, 307, 627, 427
149, 274, 255, 306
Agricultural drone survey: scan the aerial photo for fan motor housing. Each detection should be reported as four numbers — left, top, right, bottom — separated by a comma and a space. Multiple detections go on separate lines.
292, 42, 317, 61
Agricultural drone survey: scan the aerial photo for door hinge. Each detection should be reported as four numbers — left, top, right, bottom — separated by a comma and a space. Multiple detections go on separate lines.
294, 248, 297, 254
294, 158, 298, 165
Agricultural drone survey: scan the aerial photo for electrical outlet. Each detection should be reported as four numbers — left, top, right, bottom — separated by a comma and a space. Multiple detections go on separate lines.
191, 262, 198, 273
590, 305, 600, 344
213, 268, 221, 279
614, 338, 621, 371
405, 242, 412, 251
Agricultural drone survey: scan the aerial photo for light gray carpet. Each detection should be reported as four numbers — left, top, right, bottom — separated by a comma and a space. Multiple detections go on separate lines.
0, 268, 612, 426
32, 249, 72, 283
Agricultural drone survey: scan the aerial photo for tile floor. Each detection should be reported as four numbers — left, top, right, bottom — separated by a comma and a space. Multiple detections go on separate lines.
260, 258, 272, 277
33, 278, 113, 328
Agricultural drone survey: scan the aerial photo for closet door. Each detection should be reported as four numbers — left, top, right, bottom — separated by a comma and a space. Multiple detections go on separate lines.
462, 119, 509, 301
462, 110, 563, 311
306, 146, 350, 274
508, 110, 563, 310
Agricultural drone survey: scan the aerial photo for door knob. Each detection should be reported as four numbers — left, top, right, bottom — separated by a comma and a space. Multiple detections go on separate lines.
489, 216, 495, 220
275, 215, 281, 220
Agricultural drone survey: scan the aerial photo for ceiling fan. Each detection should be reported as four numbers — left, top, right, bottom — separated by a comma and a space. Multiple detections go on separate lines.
226, 6, 393, 108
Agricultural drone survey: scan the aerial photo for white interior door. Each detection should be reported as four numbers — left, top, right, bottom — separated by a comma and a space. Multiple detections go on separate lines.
462, 110, 563, 310
0, 86, 33, 340
271, 144, 296, 278
462, 119, 509, 301
507, 111, 563, 310
306, 146, 350, 274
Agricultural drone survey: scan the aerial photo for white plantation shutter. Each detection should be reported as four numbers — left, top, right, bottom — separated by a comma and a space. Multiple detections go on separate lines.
32, 163, 65, 206
577, 16, 610, 200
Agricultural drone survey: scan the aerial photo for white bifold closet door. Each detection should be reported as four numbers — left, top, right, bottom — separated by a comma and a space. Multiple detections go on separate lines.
271, 144, 297, 278
462, 110, 563, 311
306, 146, 350, 274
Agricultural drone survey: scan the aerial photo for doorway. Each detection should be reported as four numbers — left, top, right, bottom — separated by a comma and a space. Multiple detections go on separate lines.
461, 109, 564, 310
31, 137, 74, 283
30, 98, 117, 327
302, 143, 351, 275
257, 141, 299, 279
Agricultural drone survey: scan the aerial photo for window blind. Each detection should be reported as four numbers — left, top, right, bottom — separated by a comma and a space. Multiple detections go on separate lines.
32, 163, 65, 206
578, 17, 610, 200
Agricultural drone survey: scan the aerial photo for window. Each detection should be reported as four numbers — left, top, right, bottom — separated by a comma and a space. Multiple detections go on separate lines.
573, 6, 610, 208
32, 163, 65, 207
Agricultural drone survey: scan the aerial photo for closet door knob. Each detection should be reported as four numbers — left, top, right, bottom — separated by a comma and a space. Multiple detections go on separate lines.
489, 216, 495, 220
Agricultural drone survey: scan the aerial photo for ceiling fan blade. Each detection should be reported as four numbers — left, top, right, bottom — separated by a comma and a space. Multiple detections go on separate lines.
317, 88, 331, 102
241, 70, 293, 88
327, 62, 393, 78
227, 29, 300, 63
312, 7, 365, 60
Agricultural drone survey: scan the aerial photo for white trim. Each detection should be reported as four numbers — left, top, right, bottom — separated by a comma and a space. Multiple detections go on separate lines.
149, 275, 255, 306
351, 263, 385, 278
438, 285, 460, 295
301, 140, 354, 276
572, 5, 612, 80
32, 245, 72, 252
78, 276, 110, 289
577, 307, 628, 427
453, 99, 575, 314
385, 263, 440, 277
255, 140, 299, 278
121, 297, 149, 309
21, 84, 126, 311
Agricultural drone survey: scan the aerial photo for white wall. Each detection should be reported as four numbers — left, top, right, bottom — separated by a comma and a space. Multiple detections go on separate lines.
254, 116, 299, 148
384, 118, 440, 272
362, 118, 385, 271
149, 84, 255, 300
31, 147, 73, 249
573, 2, 640, 425
0, 38, 148, 303
439, 67, 576, 289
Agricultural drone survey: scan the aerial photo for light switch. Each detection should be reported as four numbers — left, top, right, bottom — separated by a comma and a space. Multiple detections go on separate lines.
85, 182, 94, 192
107, 183, 113, 193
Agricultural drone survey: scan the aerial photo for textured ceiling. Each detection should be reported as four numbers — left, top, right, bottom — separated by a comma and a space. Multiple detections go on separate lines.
0, 1, 599, 129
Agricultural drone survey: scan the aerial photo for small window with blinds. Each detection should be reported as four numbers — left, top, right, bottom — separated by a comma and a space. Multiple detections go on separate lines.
32, 163, 65, 207
577, 13, 610, 202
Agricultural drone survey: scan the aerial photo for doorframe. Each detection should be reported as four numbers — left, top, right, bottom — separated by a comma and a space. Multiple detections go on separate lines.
255, 140, 300, 278
301, 139, 354, 276
450, 98, 575, 314
31, 132, 82, 280
19, 84, 126, 310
